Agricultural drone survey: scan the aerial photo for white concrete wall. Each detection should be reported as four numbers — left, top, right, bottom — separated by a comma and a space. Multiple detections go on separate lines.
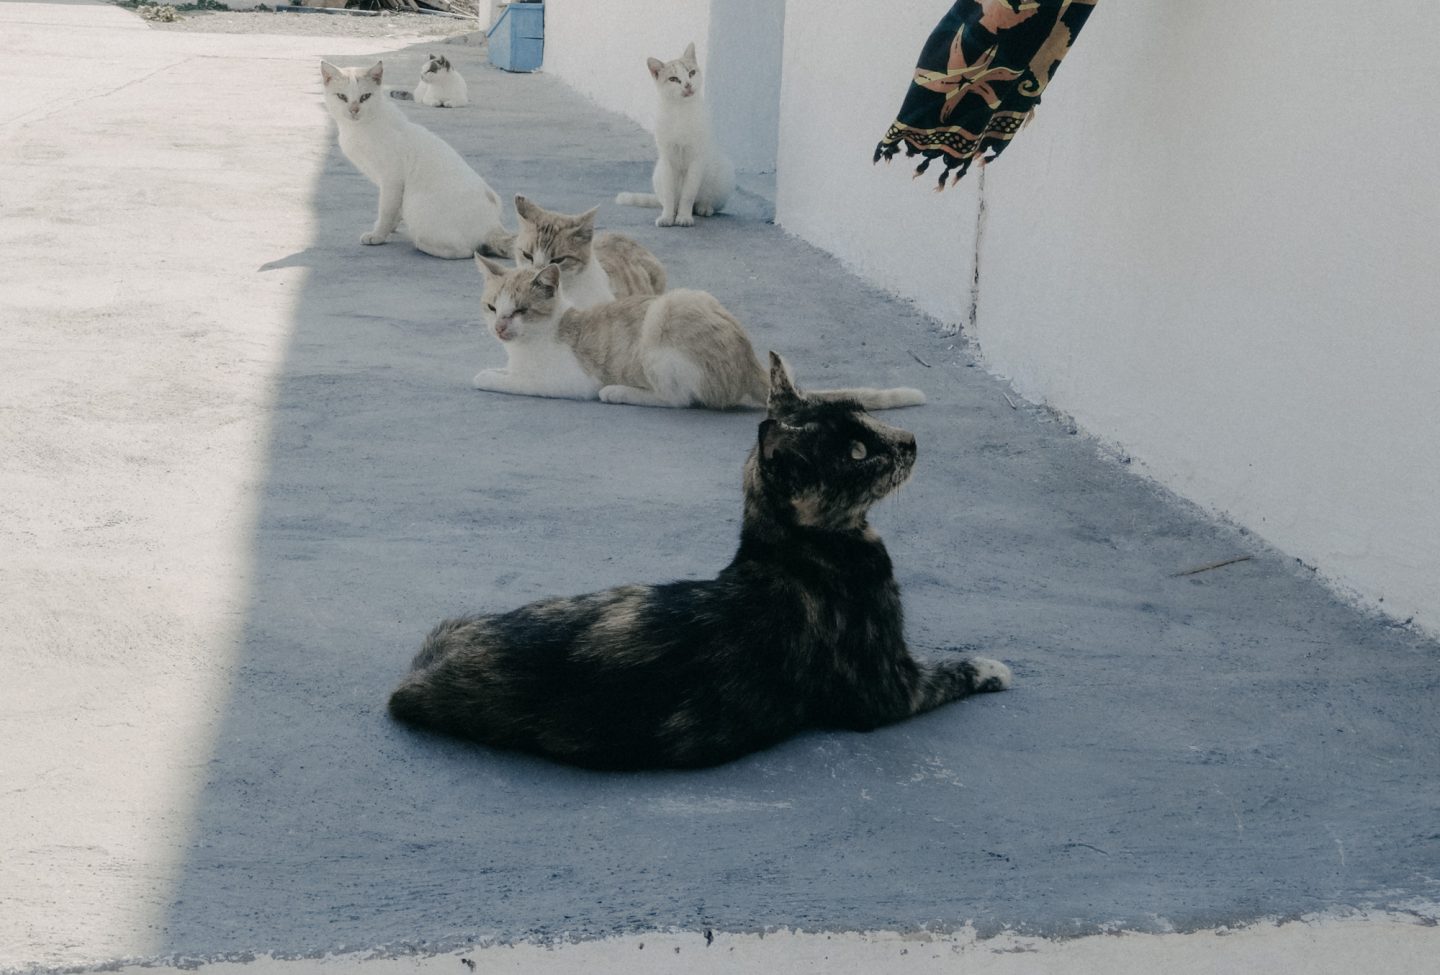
969, 2, 1440, 634
776, 0, 981, 329
542, 0, 784, 174
543, 0, 1440, 635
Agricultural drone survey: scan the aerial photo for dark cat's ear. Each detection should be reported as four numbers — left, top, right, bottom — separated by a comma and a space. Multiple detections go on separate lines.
647, 57, 664, 79
475, 253, 508, 278
514, 194, 538, 224
320, 61, 340, 86
365, 61, 384, 85
767, 351, 803, 417
533, 264, 560, 297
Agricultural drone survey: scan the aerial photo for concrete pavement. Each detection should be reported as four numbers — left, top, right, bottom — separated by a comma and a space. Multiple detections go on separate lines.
2, 2, 1438, 971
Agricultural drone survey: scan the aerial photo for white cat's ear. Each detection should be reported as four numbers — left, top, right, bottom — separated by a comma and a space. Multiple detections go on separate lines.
475, 253, 508, 278
533, 263, 561, 296
683, 42, 697, 63
575, 206, 599, 242
320, 61, 340, 86
514, 195, 538, 223
365, 61, 384, 85
647, 57, 664, 79
767, 351, 803, 416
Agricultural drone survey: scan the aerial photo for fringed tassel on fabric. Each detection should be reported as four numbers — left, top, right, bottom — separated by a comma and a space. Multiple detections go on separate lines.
875, 0, 1098, 191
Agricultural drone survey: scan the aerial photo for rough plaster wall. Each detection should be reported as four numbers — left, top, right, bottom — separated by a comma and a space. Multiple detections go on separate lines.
543, 0, 714, 136
775, 0, 980, 330
705, 0, 785, 174
544, 0, 782, 175
971, 3, 1440, 634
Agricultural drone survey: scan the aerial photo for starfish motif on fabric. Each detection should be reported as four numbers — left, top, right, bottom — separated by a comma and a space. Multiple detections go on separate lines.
978, 0, 1040, 33
914, 34, 1023, 121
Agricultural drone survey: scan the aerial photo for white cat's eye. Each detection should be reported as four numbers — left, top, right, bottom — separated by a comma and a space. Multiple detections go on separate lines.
689, 70, 697, 77
336, 93, 348, 102
359, 93, 371, 103
850, 442, 867, 461
521, 251, 533, 262
485, 303, 496, 312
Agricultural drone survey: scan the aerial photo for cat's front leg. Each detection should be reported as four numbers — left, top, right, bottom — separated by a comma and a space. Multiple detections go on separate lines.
362, 180, 404, 245
472, 368, 521, 393
673, 163, 705, 228
908, 656, 1012, 717
654, 159, 680, 227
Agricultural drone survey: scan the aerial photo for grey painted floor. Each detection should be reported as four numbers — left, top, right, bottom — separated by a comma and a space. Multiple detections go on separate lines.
4, 5, 1438, 969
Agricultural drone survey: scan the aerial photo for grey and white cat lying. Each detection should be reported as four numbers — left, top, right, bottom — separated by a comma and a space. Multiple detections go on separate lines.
471, 259, 926, 410
415, 54, 468, 108
616, 42, 734, 227
320, 60, 510, 259
514, 195, 665, 309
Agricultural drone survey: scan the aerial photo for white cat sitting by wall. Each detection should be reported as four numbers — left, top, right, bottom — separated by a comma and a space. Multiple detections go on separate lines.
320, 60, 510, 259
616, 42, 735, 228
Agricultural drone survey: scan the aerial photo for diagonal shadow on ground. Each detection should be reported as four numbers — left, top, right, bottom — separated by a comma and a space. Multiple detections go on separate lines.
160, 38, 1440, 961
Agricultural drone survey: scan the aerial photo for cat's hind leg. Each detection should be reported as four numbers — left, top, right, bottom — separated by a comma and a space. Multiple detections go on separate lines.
598, 384, 688, 408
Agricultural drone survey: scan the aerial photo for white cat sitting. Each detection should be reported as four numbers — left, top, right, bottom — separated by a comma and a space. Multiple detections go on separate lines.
615, 42, 734, 228
320, 60, 510, 259
415, 54, 468, 108
471, 258, 925, 411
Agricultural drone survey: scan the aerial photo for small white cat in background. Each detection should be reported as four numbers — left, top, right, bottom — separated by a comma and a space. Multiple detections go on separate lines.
320, 60, 511, 259
616, 42, 734, 228
470, 259, 925, 411
415, 54, 468, 108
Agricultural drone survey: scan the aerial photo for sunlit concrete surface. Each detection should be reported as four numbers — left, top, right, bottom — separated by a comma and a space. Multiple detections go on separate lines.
2, 3, 1437, 973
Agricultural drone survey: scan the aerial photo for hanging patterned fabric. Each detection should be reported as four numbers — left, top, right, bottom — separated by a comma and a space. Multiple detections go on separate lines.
875, 0, 1099, 190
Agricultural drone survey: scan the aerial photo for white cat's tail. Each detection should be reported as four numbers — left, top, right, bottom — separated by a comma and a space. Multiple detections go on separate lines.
807, 386, 927, 411
615, 191, 663, 209
746, 355, 926, 412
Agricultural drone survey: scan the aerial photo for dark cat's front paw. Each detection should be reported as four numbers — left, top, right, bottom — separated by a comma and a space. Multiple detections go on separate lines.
968, 657, 1013, 692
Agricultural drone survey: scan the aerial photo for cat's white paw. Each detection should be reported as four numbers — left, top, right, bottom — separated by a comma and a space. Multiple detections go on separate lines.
473, 368, 507, 390
694, 205, 714, 217
969, 657, 1013, 692
360, 231, 388, 246
656, 214, 676, 227
598, 385, 627, 404
674, 213, 696, 227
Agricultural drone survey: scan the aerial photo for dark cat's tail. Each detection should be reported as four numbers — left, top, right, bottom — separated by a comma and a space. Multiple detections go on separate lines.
388, 89, 414, 101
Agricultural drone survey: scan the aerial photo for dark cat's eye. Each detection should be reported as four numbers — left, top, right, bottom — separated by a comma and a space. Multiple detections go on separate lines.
336, 93, 349, 102
358, 93, 372, 103
850, 441, 868, 461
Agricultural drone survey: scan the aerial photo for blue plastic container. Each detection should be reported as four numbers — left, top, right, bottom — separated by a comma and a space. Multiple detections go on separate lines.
488, 3, 544, 73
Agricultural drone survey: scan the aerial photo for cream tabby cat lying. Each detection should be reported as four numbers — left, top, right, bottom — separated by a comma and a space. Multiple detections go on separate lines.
514, 195, 665, 309
321, 60, 510, 259
471, 259, 925, 410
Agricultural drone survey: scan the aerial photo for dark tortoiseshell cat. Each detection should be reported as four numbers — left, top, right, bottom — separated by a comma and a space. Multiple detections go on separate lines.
388, 354, 1012, 768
